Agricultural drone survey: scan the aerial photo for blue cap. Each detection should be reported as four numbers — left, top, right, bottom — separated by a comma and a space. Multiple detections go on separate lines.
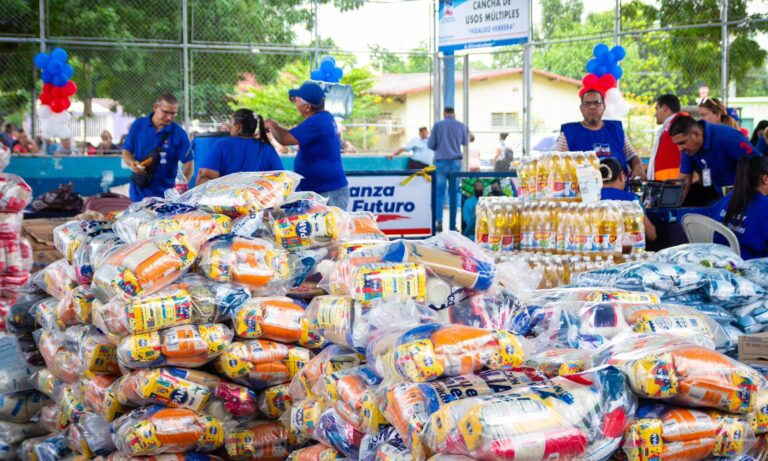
727, 107, 740, 122
289, 81, 325, 106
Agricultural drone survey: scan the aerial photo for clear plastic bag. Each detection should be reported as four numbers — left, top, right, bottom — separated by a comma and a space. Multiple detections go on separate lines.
378, 368, 548, 453
0, 212, 22, 240
289, 444, 343, 461
0, 420, 46, 444
530, 286, 662, 306
0, 390, 50, 423
328, 261, 427, 306
113, 197, 197, 242
317, 364, 386, 435
270, 200, 346, 251
0, 333, 37, 394
592, 334, 763, 414
6, 291, 47, 333
73, 325, 120, 375
33, 259, 77, 300
54, 384, 87, 427
197, 235, 293, 293
441, 291, 531, 335
223, 419, 294, 461
233, 296, 324, 348
52, 220, 113, 264
135, 210, 231, 243
417, 366, 636, 461
288, 345, 366, 402
0, 173, 31, 212
35, 329, 82, 383
22, 432, 71, 461
0, 238, 33, 276
571, 262, 706, 297
73, 233, 123, 286
114, 367, 215, 412
256, 383, 292, 420
655, 243, 744, 272
214, 339, 311, 390
621, 403, 756, 459
54, 285, 94, 327
177, 273, 252, 322
743, 258, 768, 290
92, 231, 199, 302
340, 212, 387, 243
71, 412, 116, 456
525, 348, 592, 377
180, 171, 302, 218
206, 380, 259, 422
367, 324, 529, 383
313, 407, 366, 459
30, 368, 60, 398
116, 323, 233, 369
360, 427, 410, 461
111, 405, 224, 456
231, 211, 272, 239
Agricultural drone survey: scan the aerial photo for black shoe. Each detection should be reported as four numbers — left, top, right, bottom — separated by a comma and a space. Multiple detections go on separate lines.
435, 222, 443, 232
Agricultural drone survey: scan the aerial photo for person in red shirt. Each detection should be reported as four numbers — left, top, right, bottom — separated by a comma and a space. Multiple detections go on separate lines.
11, 130, 39, 154
648, 94, 686, 181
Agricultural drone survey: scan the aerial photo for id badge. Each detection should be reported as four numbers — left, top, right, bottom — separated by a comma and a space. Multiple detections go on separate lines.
703, 168, 712, 187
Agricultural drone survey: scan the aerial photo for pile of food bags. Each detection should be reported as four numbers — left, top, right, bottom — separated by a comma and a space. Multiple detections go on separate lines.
5, 169, 768, 461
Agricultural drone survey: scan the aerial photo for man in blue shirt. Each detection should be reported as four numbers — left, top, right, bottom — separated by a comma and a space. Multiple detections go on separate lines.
557, 90, 645, 180
122, 93, 192, 202
265, 81, 349, 209
670, 114, 759, 202
428, 107, 468, 230
388, 126, 434, 169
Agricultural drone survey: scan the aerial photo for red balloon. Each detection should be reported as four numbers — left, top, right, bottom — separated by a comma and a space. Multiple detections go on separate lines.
598, 74, 617, 90
582, 74, 599, 88
50, 98, 67, 113
63, 80, 77, 96
42, 83, 53, 93
50, 86, 64, 99
39, 92, 52, 105
60, 97, 71, 111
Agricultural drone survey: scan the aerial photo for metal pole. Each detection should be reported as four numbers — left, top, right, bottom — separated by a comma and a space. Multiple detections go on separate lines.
614, 0, 621, 91
462, 53, 469, 171
35, 0, 46, 144
182, 0, 190, 129
313, 0, 320, 68
434, 51, 441, 125
721, 0, 729, 103
522, 0, 533, 157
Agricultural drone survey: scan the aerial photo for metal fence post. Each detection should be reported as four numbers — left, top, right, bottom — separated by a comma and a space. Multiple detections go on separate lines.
182, 0, 191, 128
721, 0, 729, 103
434, 51, 441, 126
462, 53, 469, 170
313, 0, 320, 69
614, 0, 621, 91
522, 0, 533, 157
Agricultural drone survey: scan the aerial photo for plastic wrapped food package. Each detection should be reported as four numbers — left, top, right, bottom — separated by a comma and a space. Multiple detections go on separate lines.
329, 260, 427, 306
525, 348, 592, 377
176, 273, 252, 323
571, 262, 706, 297
52, 220, 113, 264
114, 198, 199, 243
74, 326, 120, 375
115, 368, 214, 412
224, 419, 294, 461
289, 443, 343, 461
92, 231, 199, 302
531, 287, 662, 306
341, 212, 388, 243
111, 405, 224, 456
55, 383, 87, 427
360, 427, 410, 461
232, 297, 324, 350
257, 383, 293, 419
54, 285, 95, 327
289, 345, 366, 401
742, 257, 768, 290
214, 339, 311, 390
35, 329, 83, 383
180, 171, 302, 218
312, 407, 367, 459
367, 324, 529, 383
197, 235, 293, 292
271, 200, 345, 250
135, 211, 231, 242
0, 212, 22, 240
655, 243, 743, 272
417, 366, 636, 461
116, 323, 233, 369
21, 432, 71, 461
318, 364, 386, 435
379, 368, 548, 453
0, 391, 50, 423
73, 233, 123, 286
0, 238, 33, 276
0, 420, 46, 444
440, 291, 531, 335
622, 403, 756, 460
33, 258, 77, 300
0, 334, 37, 394
6, 292, 46, 334
592, 334, 763, 414
0, 173, 32, 212
206, 380, 259, 421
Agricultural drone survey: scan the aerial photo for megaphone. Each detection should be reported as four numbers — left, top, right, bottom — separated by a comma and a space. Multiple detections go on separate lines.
312, 81, 354, 119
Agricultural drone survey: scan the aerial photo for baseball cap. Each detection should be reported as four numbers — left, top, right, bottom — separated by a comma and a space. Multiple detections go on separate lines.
289, 81, 325, 106
726, 107, 740, 122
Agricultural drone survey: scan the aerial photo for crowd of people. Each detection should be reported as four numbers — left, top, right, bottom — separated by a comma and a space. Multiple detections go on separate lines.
0, 122, 124, 156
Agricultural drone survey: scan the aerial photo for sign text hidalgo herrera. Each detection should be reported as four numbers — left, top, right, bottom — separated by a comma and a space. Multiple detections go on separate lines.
439, 0, 529, 53
345, 174, 433, 235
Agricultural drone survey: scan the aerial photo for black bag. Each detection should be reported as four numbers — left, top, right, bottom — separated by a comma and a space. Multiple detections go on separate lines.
31, 182, 84, 212
131, 131, 170, 189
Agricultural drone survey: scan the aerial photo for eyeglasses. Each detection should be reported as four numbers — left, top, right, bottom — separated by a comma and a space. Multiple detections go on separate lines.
158, 107, 178, 117
581, 101, 603, 108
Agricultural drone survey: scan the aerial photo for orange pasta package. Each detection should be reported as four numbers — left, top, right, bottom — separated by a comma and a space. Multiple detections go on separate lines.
214, 339, 311, 391
33, 258, 78, 300
593, 334, 763, 414
197, 235, 293, 293
224, 419, 296, 461
233, 296, 322, 348
112, 406, 223, 456
288, 345, 366, 401
92, 231, 200, 302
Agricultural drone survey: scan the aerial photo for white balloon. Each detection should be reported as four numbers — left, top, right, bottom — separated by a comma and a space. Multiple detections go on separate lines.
605, 88, 622, 105
37, 105, 54, 120
39, 111, 71, 139
604, 88, 630, 120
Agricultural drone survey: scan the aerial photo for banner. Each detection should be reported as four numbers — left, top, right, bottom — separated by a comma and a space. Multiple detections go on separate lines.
346, 173, 433, 235
439, 0, 529, 53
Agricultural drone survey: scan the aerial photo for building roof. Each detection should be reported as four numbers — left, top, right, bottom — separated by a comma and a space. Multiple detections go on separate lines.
371, 68, 581, 96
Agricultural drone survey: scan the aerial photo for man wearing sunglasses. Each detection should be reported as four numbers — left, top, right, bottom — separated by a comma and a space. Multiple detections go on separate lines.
122, 93, 192, 201
557, 89, 645, 181
265, 81, 349, 209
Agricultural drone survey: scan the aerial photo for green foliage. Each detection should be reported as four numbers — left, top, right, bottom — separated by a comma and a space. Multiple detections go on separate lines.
370, 42, 433, 74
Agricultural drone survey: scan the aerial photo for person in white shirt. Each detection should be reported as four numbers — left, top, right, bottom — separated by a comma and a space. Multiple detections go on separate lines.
388, 126, 434, 169
648, 94, 684, 181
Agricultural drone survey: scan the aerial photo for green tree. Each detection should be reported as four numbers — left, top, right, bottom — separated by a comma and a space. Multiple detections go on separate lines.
370, 42, 433, 74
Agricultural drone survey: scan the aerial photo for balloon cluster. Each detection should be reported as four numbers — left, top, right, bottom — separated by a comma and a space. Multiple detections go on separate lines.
310, 56, 344, 83
580, 43, 630, 120
34, 48, 78, 114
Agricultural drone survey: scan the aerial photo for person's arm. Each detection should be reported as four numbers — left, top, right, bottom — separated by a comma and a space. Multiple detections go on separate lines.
122, 149, 145, 174
182, 160, 194, 181
624, 135, 646, 180
555, 132, 569, 152
427, 126, 437, 151
680, 173, 692, 203
462, 125, 468, 147
643, 215, 657, 242
195, 168, 220, 186
265, 120, 299, 146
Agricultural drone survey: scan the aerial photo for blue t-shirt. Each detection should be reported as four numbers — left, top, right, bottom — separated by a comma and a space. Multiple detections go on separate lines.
711, 192, 768, 260
289, 111, 347, 193
200, 137, 283, 177
561, 120, 628, 172
428, 117, 468, 161
123, 114, 191, 201
601, 187, 641, 203
679, 121, 758, 196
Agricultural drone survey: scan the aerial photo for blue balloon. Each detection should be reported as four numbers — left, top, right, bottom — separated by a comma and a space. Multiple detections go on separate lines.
611, 45, 626, 61
311, 69, 324, 80
585, 58, 599, 74
599, 50, 615, 65
593, 44, 610, 59
331, 67, 343, 82
610, 65, 623, 80
47, 60, 63, 75
320, 59, 335, 74
596, 65, 608, 77
50, 48, 68, 62
33, 52, 49, 69
62, 63, 74, 79
41, 71, 53, 84
321, 55, 336, 66
52, 75, 68, 87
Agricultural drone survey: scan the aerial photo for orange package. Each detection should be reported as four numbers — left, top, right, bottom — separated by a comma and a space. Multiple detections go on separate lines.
233, 297, 305, 343
198, 236, 291, 292
663, 439, 717, 460
215, 339, 311, 390
661, 408, 718, 441
225, 420, 293, 461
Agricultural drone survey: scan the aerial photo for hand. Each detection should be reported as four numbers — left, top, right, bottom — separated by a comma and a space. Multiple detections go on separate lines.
128, 159, 146, 174
386, 154, 394, 160
631, 165, 647, 181
264, 119, 277, 132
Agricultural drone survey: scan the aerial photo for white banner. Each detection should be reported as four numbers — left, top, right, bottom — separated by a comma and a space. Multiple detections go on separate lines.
346, 174, 433, 235
439, 0, 529, 53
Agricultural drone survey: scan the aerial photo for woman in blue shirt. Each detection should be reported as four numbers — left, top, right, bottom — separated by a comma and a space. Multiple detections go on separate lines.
711, 155, 768, 259
196, 109, 283, 186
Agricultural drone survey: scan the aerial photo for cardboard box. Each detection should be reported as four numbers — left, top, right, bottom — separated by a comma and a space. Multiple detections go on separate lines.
21, 218, 69, 272
738, 332, 768, 366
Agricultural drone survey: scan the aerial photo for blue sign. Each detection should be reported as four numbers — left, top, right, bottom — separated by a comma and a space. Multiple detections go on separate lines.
439, 0, 529, 53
